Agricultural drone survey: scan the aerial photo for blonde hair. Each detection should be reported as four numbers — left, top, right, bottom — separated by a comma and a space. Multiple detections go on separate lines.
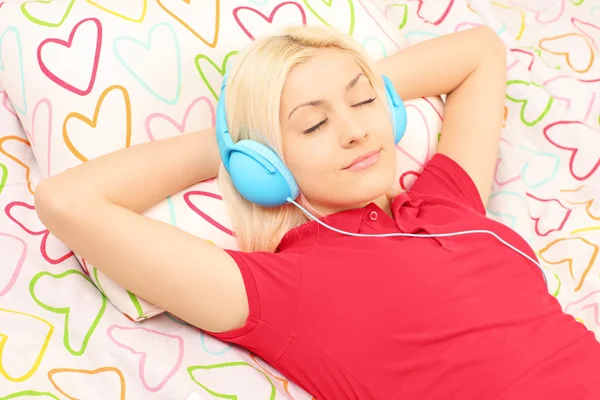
218, 25, 389, 253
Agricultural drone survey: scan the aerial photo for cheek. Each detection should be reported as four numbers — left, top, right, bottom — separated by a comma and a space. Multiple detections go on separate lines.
285, 137, 335, 175
284, 141, 340, 196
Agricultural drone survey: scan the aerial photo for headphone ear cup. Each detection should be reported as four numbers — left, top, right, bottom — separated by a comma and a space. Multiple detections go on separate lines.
229, 140, 299, 207
382, 75, 408, 145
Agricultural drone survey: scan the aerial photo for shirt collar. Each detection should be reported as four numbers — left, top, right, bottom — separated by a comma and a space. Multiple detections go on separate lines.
276, 193, 432, 252
277, 205, 368, 252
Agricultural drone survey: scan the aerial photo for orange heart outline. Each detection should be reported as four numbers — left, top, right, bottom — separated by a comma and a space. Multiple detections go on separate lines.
0, 135, 34, 195
538, 237, 599, 292
62, 85, 132, 163
156, 0, 220, 48
48, 366, 126, 400
561, 186, 600, 221
539, 33, 595, 73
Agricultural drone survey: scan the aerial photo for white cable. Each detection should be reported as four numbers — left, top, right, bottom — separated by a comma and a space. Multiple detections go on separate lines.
287, 198, 548, 287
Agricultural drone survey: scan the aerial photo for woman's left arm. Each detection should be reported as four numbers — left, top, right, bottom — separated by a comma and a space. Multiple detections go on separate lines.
376, 26, 507, 207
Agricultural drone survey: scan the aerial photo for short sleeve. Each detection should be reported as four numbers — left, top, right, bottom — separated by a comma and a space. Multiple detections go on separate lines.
409, 153, 486, 215
205, 250, 301, 363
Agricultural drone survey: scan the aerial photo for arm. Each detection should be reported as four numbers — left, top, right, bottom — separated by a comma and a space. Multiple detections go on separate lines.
34, 128, 248, 333
376, 26, 507, 206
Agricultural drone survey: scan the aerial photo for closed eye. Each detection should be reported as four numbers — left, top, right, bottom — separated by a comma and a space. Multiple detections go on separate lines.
304, 118, 328, 134
353, 97, 376, 108
302, 98, 375, 134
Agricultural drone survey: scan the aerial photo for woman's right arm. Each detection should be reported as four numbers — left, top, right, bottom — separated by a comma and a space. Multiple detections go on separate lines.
34, 128, 250, 333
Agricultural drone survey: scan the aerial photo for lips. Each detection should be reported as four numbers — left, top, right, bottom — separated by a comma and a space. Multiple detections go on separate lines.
343, 149, 381, 170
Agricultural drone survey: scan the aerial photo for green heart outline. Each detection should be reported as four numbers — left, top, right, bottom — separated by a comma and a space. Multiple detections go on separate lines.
0, 163, 7, 196
506, 79, 553, 127
89, 265, 146, 320
195, 50, 240, 101
303, 0, 355, 35
390, 3, 408, 29
0, 390, 60, 400
21, 0, 76, 28
29, 269, 107, 357
188, 361, 276, 400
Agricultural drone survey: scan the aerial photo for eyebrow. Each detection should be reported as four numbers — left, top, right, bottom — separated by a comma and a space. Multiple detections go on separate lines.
287, 72, 366, 120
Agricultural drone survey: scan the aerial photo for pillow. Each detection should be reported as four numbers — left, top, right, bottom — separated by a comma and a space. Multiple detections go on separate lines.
0, 0, 442, 320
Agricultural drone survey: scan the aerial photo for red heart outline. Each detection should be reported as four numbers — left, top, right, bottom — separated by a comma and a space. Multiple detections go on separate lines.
183, 191, 234, 237
543, 120, 600, 181
525, 192, 572, 237
5, 201, 73, 264
408, 0, 454, 26
37, 18, 102, 96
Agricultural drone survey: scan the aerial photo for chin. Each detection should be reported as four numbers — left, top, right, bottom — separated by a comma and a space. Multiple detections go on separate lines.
346, 176, 395, 205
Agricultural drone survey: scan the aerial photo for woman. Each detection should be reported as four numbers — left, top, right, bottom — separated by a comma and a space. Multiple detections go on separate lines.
35, 25, 600, 399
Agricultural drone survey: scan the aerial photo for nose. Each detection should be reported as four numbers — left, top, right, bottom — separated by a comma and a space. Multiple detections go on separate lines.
338, 112, 368, 148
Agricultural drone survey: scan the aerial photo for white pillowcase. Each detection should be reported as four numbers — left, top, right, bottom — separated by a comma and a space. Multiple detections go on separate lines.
0, 0, 442, 320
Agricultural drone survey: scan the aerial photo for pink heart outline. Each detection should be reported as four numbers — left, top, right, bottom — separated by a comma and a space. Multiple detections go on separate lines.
543, 120, 600, 181
233, 1, 307, 40
23, 98, 53, 177
494, 138, 522, 186
183, 191, 234, 237
525, 192, 572, 237
106, 324, 184, 392
0, 233, 27, 297
543, 75, 598, 121
37, 17, 102, 96
542, 75, 596, 121
571, 17, 600, 50
494, 158, 521, 187
565, 290, 600, 326
0, 90, 16, 116
358, 0, 403, 50
421, 97, 443, 120
5, 201, 74, 264
408, 0, 454, 26
509, 0, 564, 25
145, 96, 215, 142
396, 103, 433, 168
455, 21, 484, 32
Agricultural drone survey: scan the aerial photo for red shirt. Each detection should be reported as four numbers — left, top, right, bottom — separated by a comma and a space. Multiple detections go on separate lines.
208, 153, 600, 400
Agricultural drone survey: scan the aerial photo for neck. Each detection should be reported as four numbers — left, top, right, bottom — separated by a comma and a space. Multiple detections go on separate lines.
300, 193, 393, 219
373, 194, 393, 218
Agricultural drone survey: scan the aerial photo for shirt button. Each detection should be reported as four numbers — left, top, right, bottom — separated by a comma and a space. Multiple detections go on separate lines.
369, 211, 378, 221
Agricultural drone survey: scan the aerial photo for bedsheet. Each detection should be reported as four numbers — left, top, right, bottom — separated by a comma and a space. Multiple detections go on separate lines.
1, 0, 600, 399
382, 0, 600, 332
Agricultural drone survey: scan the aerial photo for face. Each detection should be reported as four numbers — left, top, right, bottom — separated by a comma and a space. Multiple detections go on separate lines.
279, 48, 397, 215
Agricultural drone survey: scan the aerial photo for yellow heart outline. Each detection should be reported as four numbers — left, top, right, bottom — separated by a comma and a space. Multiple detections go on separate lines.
86, 0, 147, 23
0, 308, 54, 382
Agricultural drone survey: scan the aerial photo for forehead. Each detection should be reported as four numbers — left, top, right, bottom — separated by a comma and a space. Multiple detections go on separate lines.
281, 49, 366, 104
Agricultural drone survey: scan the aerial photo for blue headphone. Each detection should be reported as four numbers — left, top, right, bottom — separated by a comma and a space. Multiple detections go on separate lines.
215, 74, 408, 207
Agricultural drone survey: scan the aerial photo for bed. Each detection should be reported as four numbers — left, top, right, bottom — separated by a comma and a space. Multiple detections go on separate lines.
0, 0, 598, 398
